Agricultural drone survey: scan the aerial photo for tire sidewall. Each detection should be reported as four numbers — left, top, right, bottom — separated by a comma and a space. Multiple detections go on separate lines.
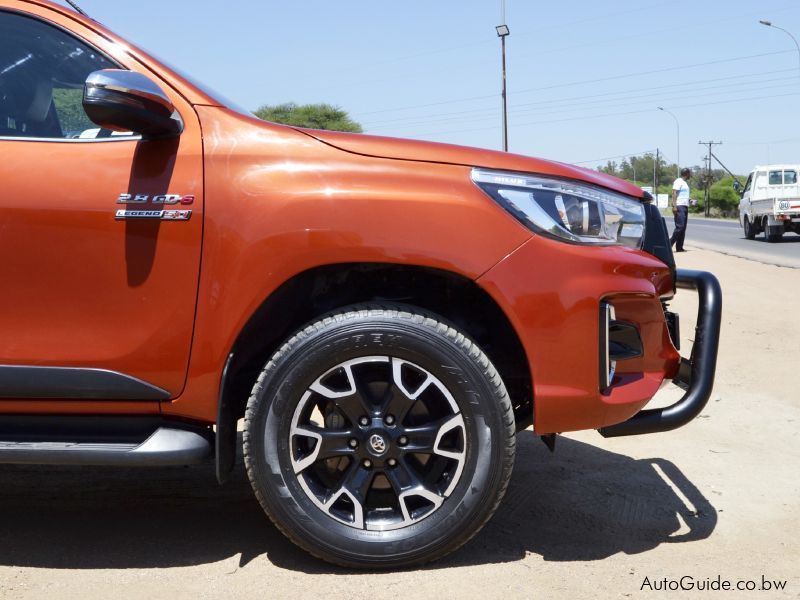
246, 310, 511, 566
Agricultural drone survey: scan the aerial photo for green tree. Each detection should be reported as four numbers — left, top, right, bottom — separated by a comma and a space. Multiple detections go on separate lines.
254, 102, 363, 133
602, 153, 676, 187
708, 176, 741, 217
599, 160, 619, 177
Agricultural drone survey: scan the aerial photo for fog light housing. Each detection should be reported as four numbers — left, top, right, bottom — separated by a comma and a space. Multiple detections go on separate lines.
599, 302, 616, 390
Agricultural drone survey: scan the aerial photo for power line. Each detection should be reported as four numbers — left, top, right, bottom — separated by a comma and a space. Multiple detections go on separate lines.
411, 90, 800, 138
354, 48, 795, 117
365, 80, 800, 132
364, 77, 800, 131
295, 1, 796, 98
64, 0, 88, 16
506, 50, 796, 97
573, 150, 658, 165
361, 67, 797, 127
488, 2, 797, 68
727, 135, 800, 145
276, 0, 679, 87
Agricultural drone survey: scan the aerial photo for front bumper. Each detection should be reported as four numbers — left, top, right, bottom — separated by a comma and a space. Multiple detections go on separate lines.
477, 219, 721, 435
599, 268, 722, 437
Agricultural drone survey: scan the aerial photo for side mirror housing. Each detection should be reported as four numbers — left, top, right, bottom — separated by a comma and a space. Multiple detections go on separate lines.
732, 180, 742, 192
83, 69, 183, 139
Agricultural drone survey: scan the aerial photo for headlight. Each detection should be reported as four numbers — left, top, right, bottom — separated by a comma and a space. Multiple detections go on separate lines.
472, 168, 646, 248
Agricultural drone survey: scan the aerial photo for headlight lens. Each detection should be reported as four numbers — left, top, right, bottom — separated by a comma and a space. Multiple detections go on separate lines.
472, 168, 646, 248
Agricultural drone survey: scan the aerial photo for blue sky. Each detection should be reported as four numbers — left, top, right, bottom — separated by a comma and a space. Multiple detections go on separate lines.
57, 0, 800, 174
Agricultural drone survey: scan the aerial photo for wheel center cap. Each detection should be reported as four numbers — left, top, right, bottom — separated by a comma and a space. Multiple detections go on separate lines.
368, 433, 388, 456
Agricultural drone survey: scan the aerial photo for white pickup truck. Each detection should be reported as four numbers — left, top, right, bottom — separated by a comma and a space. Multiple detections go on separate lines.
739, 164, 800, 242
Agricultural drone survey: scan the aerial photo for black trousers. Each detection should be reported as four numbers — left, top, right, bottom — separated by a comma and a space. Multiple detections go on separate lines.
670, 206, 688, 251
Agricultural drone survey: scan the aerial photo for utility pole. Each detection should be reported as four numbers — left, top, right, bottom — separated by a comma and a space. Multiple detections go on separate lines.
698, 140, 723, 217
656, 148, 660, 192
500, 31, 509, 151
653, 148, 658, 196
496, 1, 510, 152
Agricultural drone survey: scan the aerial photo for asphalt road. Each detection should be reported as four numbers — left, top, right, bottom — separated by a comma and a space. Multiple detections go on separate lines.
665, 214, 800, 268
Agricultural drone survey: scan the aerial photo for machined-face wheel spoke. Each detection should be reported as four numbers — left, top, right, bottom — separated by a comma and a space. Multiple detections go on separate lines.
384, 457, 425, 494
381, 385, 417, 425
401, 414, 465, 455
341, 461, 375, 504
331, 393, 374, 425
308, 358, 391, 424
321, 462, 374, 529
380, 358, 433, 422
385, 460, 445, 524
315, 428, 357, 460
291, 424, 357, 474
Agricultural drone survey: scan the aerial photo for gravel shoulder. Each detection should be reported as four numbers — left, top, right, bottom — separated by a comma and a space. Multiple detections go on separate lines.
1, 248, 798, 599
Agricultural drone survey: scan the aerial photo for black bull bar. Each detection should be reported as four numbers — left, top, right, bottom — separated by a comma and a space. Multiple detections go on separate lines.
599, 269, 722, 437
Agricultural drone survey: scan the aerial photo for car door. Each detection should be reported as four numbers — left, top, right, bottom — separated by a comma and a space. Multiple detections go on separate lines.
0, 8, 203, 407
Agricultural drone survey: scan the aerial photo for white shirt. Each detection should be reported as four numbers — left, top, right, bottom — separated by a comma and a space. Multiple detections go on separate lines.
672, 177, 690, 207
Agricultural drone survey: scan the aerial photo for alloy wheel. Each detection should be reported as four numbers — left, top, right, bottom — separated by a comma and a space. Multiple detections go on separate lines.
288, 356, 466, 531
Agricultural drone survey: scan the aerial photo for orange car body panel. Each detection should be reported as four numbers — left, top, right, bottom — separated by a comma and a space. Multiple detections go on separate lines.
162, 107, 533, 422
1, 0, 683, 433
1, 1, 206, 415
301, 128, 647, 199
478, 237, 679, 433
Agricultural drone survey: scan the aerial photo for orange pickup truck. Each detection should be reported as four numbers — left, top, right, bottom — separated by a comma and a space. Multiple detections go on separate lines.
0, 0, 721, 568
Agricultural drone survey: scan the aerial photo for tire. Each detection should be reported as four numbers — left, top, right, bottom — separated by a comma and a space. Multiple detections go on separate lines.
743, 216, 756, 240
765, 225, 783, 243
243, 304, 516, 568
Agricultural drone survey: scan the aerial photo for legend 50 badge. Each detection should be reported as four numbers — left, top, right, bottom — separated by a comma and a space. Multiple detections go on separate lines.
115, 209, 192, 221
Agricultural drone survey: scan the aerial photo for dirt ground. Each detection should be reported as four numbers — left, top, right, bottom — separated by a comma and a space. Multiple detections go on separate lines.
0, 247, 798, 599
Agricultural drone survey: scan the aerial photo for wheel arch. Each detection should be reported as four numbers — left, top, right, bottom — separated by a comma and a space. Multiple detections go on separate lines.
216, 262, 532, 483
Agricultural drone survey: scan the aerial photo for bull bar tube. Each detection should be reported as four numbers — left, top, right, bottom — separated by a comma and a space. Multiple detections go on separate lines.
599, 269, 722, 437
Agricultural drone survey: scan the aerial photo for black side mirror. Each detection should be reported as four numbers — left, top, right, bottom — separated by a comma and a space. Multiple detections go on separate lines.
83, 69, 183, 139
732, 180, 742, 192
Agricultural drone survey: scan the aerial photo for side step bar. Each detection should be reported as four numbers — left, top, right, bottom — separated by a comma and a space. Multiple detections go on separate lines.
599, 269, 722, 437
0, 427, 212, 466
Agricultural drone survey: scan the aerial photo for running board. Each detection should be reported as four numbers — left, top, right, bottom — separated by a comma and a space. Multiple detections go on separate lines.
0, 427, 212, 466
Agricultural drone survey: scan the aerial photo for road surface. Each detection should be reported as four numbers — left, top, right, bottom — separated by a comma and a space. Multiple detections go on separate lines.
666, 214, 800, 268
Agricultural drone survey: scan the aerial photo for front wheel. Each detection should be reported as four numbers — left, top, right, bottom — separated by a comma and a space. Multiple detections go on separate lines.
743, 216, 756, 240
243, 305, 516, 568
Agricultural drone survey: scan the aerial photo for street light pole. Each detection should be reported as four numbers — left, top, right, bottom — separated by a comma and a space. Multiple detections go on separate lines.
657, 106, 680, 172
496, 24, 510, 152
759, 20, 800, 74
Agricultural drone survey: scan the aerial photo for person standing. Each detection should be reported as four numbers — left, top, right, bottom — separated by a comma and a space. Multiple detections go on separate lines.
670, 167, 691, 252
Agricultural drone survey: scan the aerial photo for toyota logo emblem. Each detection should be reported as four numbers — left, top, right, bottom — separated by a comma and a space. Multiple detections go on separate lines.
369, 434, 388, 455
